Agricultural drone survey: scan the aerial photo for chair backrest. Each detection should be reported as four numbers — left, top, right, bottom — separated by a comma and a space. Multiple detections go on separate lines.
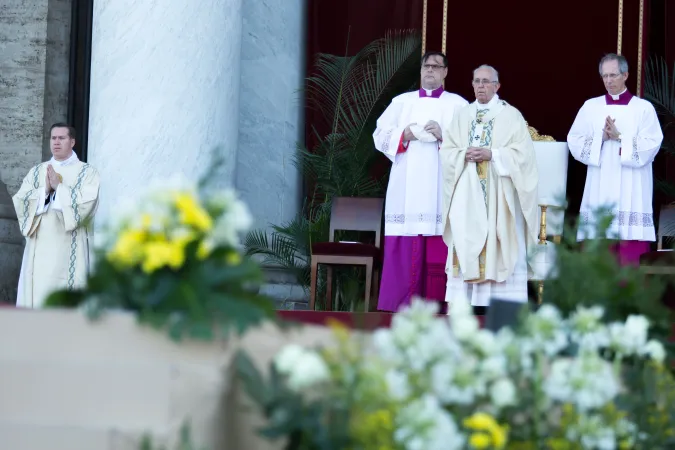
533, 141, 569, 237
657, 203, 675, 250
329, 197, 384, 248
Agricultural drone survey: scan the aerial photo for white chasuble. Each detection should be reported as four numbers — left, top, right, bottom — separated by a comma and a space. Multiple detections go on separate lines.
440, 95, 539, 306
567, 92, 663, 241
374, 89, 468, 236
13, 155, 100, 308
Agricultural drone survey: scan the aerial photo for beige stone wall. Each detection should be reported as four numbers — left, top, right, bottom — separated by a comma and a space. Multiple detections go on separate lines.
0, 0, 71, 196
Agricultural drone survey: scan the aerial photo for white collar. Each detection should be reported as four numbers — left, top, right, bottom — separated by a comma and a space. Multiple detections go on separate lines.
475, 93, 500, 109
49, 150, 79, 167
610, 88, 627, 100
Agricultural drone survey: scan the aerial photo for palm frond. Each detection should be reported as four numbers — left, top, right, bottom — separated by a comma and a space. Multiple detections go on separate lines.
644, 56, 675, 119
655, 178, 675, 199
306, 30, 421, 142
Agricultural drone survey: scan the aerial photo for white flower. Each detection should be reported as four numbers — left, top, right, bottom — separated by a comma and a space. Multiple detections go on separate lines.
523, 304, 568, 356
372, 328, 402, 364
445, 356, 487, 405
394, 395, 464, 450
565, 413, 619, 450
429, 360, 456, 403
274, 345, 330, 391
448, 295, 479, 341
608, 315, 650, 356
568, 305, 610, 351
274, 344, 306, 375
480, 354, 508, 379
207, 190, 253, 248
470, 329, 498, 356
545, 353, 619, 411
385, 369, 411, 401
490, 378, 517, 408
642, 339, 666, 363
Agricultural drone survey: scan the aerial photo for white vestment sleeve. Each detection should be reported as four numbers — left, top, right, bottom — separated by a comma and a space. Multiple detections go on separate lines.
490, 148, 511, 177
51, 190, 62, 211
373, 100, 406, 163
619, 104, 663, 168
35, 188, 49, 216
567, 103, 603, 167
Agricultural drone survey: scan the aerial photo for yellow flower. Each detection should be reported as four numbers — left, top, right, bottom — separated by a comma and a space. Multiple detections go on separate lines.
108, 229, 146, 266
469, 432, 491, 449
463, 413, 508, 449
141, 239, 185, 273
175, 193, 213, 232
326, 317, 351, 342
349, 408, 395, 450
464, 412, 497, 431
225, 251, 242, 265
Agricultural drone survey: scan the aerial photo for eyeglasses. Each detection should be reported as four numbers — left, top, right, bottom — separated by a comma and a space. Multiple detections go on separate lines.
472, 79, 497, 86
423, 64, 446, 71
601, 73, 622, 80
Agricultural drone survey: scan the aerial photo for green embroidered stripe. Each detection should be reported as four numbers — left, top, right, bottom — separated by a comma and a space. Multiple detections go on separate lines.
67, 164, 89, 291
20, 164, 43, 234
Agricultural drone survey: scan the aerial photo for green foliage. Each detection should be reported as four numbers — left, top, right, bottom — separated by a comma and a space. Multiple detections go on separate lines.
244, 204, 330, 289
542, 207, 675, 364
46, 247, 275, 341
618, 362, 675, 448
245, 30, 422, 300
234, 350, 352, 450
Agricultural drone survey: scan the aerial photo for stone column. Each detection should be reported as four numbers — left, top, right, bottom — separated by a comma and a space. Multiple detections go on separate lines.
235, 0, 306, 229
87, 0, 243, 229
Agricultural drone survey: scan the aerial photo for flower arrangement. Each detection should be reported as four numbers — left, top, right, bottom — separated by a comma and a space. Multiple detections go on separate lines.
236, 298, 675, 449
45, 175, 276, 340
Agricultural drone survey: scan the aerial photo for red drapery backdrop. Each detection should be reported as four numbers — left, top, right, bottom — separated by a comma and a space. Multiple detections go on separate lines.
304, 0, 669, 221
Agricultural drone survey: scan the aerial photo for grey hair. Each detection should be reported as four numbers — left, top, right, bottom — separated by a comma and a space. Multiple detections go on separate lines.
598, 53, 629, 75
473, 64, 499, 82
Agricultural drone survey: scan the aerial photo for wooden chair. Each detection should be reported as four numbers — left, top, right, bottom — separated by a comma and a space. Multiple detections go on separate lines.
657, 202, 675, 250
640, 203, 675, 276
309, 197, 384, 312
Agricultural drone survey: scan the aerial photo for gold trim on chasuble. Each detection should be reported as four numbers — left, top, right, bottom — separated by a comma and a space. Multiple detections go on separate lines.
452, 109, 491, 282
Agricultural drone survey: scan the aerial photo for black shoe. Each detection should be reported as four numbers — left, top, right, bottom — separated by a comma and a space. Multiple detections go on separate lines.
473, 306, 487, 316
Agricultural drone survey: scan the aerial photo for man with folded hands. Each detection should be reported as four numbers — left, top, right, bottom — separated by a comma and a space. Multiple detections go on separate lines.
373, 51, 467, 312
440, 65, 539, 309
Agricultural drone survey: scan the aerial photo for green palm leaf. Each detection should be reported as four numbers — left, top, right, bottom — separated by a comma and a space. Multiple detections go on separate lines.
644, 56, 675, 119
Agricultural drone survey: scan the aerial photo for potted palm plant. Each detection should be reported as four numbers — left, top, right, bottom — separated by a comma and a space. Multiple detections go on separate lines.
245, 30, 422, 309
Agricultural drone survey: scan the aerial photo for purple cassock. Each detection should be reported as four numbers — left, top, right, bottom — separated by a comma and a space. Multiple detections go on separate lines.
377, 235, 448, 313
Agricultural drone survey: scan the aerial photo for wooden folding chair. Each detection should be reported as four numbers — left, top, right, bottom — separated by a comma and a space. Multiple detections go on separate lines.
309, 197, 384, 312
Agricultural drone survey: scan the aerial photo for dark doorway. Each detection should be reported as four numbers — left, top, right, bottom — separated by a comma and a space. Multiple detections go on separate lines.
67, 0, 94, 162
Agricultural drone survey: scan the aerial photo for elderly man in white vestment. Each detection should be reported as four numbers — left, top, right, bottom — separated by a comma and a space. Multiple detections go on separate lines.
567, 53, 663, 266
374, 51, 468, 312
12, 123, 100, 308
440, 65, 539, 307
